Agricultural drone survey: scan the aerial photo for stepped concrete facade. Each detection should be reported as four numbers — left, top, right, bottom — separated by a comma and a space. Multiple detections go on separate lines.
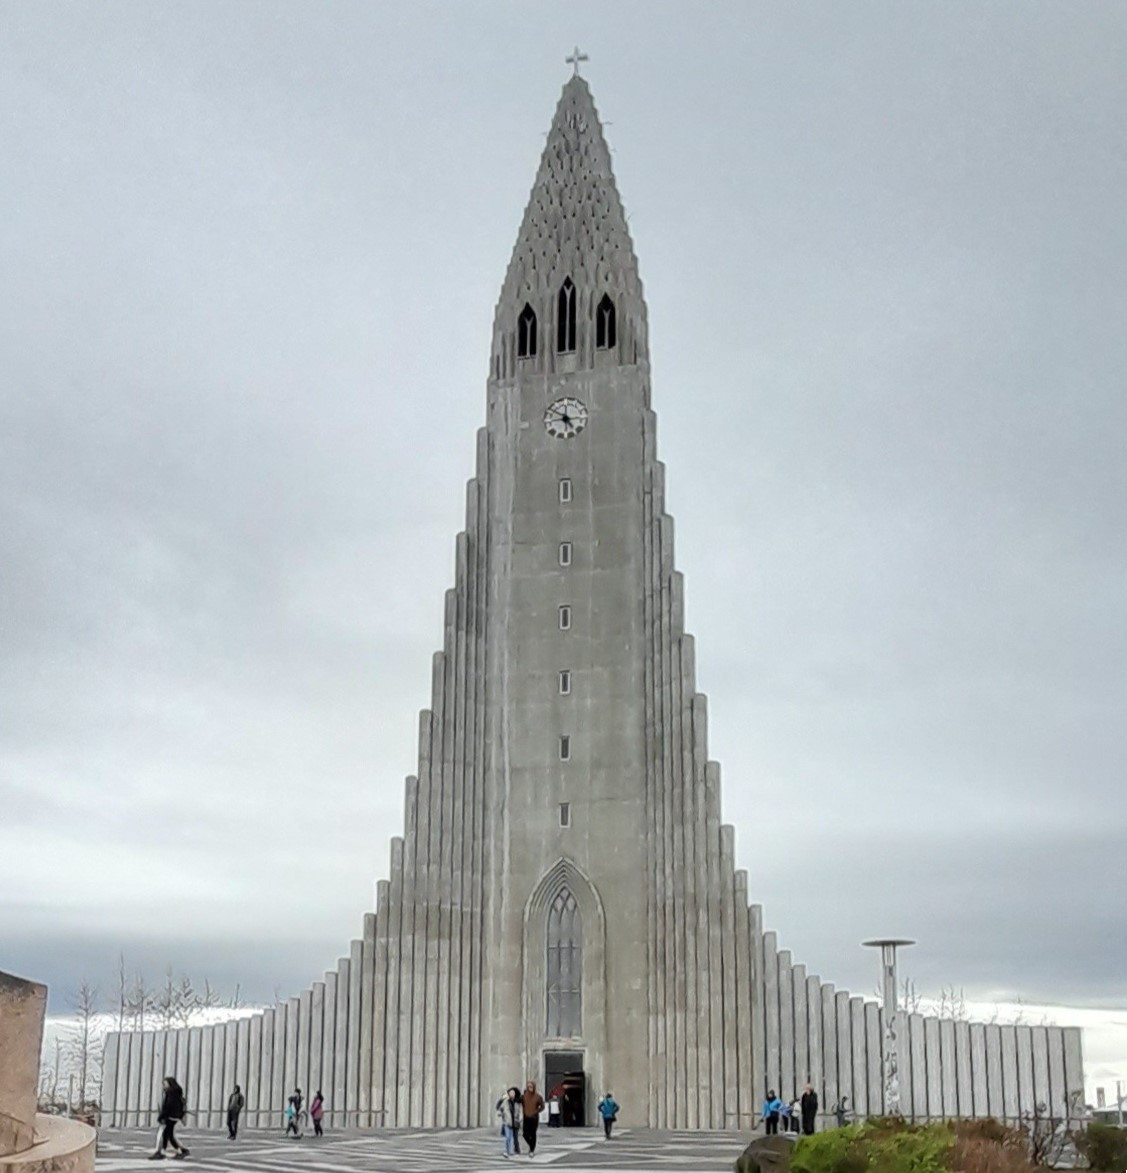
101, 75, 1084, 1132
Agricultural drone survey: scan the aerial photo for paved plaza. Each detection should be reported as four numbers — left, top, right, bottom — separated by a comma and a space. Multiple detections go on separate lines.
96, 1127, 749, 1172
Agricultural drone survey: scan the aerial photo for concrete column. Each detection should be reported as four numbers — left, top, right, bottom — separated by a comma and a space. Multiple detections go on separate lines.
211, 1023, 228, 1130
138, 1031, 154, 1129
1046, 1026, 1066, 1117
969, 1022, 987, 1118
358, 915, 375, 1125
101, 1033, 120, 1128
319, 975, 336, 1125
284, 998, 300, 1119
235, 1017, 250, 1121
196, 1026, 213, 1132
953, 1020, 971, 1117
309, 983, 324, 1111
259, 1009, 275, 1129
1031, 1025, 1050, 1114
675, 631, 700, 1130
445, 535, 469, 1129
395, 778, 418, 1126
898, 1010, 913, 1117
1015, 1025, 1034, 1115
792, 964, 808, 1095
835, 991, 852, 1115
464, 472, 485, 1129
849, 997, 867, 1118
703, 758, 725, 1127
641, 449, 663, 1127
223, 1019, 238, 1121
382, 843, 403, 1127
748, 902, 765, 1111
411, 704, 436, 1128
658, 514, 682, 1126
763, 931, 780, 1097
332, 960, 349, 1128
909, 1014, 927, 1121
128, 1030, 145, 1129
296, 992, 313, 1111
688, 690, 717, 1125
346, 939, 362, 1125
370, 886, 391, 1125
924, 1017, 942, 1123
985, 1024, 1004, 1118
718, 826, 738, 1128
185, 1027, 202, 1133
736, 889, 756, 1127
821, 985, 838, 1124
270, 1003, 287, 1129
806, 976, 823, 1116
865, 1005, 882, 1116
246, 1014, 262, 1128
1001, 1024, 1019, 1123
421, 649, 446, 1129
1062, 1028, 1084, 1124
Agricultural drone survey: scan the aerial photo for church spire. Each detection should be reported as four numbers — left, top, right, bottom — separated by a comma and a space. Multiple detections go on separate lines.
491, 74, 647, 378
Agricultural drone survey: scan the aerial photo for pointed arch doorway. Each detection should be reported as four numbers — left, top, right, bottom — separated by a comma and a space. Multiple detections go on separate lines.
522, 857, 608, 1129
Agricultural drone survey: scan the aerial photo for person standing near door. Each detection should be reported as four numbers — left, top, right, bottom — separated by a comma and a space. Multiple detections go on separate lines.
521, 1081, 545, 1155
597, 1091, 619, 1139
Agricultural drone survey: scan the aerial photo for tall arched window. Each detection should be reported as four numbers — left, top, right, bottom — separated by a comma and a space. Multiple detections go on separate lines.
595, 293, 616, 349
546, 888, 582, 1037
557, 278, 576, 353
517, 304, 537, 358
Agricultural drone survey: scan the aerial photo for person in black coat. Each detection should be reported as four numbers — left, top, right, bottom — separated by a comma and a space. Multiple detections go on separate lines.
150, 1076, 190, 1160
800, 1083, 818, 1135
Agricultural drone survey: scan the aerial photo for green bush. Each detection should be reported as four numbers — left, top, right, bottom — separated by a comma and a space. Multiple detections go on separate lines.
790, 1122, 954, 1173
1076, 1123, 1127, 1172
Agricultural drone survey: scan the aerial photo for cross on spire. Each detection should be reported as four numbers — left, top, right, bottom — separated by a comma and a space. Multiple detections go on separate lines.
566, 45, 589, 77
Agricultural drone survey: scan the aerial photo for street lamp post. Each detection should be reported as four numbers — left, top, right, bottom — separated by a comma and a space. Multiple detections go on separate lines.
862, 938, 916, 1116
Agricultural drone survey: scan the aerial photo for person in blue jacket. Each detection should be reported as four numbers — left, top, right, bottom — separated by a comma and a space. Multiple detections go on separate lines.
597, 1091, 620, 1139
762, 1089, 784, 1134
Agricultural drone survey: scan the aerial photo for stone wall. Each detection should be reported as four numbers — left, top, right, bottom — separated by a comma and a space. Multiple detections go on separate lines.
0, 972, 48, 1156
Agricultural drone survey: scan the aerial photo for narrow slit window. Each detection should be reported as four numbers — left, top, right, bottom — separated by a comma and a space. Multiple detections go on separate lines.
559, 735, 571, 761
558, 670, 571, 695
558, 605, 571, 630
557, 278, 576, 353
596, 293, 617, 349
559, 802, 571, 828
559, 478, 572, 504
517, 304, 537, 358
559, 542, 572, 567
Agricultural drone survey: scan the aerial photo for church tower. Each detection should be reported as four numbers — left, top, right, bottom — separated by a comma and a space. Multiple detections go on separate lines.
101, 70, 1085, 1137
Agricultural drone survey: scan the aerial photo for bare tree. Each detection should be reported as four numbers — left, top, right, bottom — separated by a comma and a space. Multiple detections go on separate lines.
114, 953, 128, 1033
126, 970, 155, 1032
66, 980, 103, 1109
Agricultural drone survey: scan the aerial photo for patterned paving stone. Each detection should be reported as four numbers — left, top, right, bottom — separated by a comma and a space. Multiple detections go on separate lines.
96, 1128, 749, 1173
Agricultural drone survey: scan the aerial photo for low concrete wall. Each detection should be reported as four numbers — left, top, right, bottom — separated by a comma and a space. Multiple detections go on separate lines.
0, 1116, 95, 1173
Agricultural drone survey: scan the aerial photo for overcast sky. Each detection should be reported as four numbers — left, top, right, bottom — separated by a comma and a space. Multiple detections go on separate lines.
2, 0, 1124, 1078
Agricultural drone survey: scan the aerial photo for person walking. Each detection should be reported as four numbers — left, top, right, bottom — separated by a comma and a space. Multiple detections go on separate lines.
834, 1095, 850, 1129
226, 1085, 244, 1140
762, 1089, 783, 1135
150, 1076, 190, 1160
285, 1088, 304, 1138
800, 1084, 818, 1135
521, 1080, 545, 1156
597, 1091, 619, 1139
310, 1090, 325, 1137
496, 1086, 522, 1157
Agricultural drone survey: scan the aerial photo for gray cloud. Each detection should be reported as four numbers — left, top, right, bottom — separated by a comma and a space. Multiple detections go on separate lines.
2, 2, 1124, 1036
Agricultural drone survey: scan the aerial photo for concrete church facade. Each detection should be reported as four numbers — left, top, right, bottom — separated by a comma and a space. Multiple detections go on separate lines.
102, 75, 1083, 1132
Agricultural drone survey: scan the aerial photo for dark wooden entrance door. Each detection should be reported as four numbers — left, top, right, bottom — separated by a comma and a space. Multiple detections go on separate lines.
543, 1050, 586, 1127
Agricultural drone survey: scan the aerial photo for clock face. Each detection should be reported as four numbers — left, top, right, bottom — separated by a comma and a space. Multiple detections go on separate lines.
544, 397, 589, 440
